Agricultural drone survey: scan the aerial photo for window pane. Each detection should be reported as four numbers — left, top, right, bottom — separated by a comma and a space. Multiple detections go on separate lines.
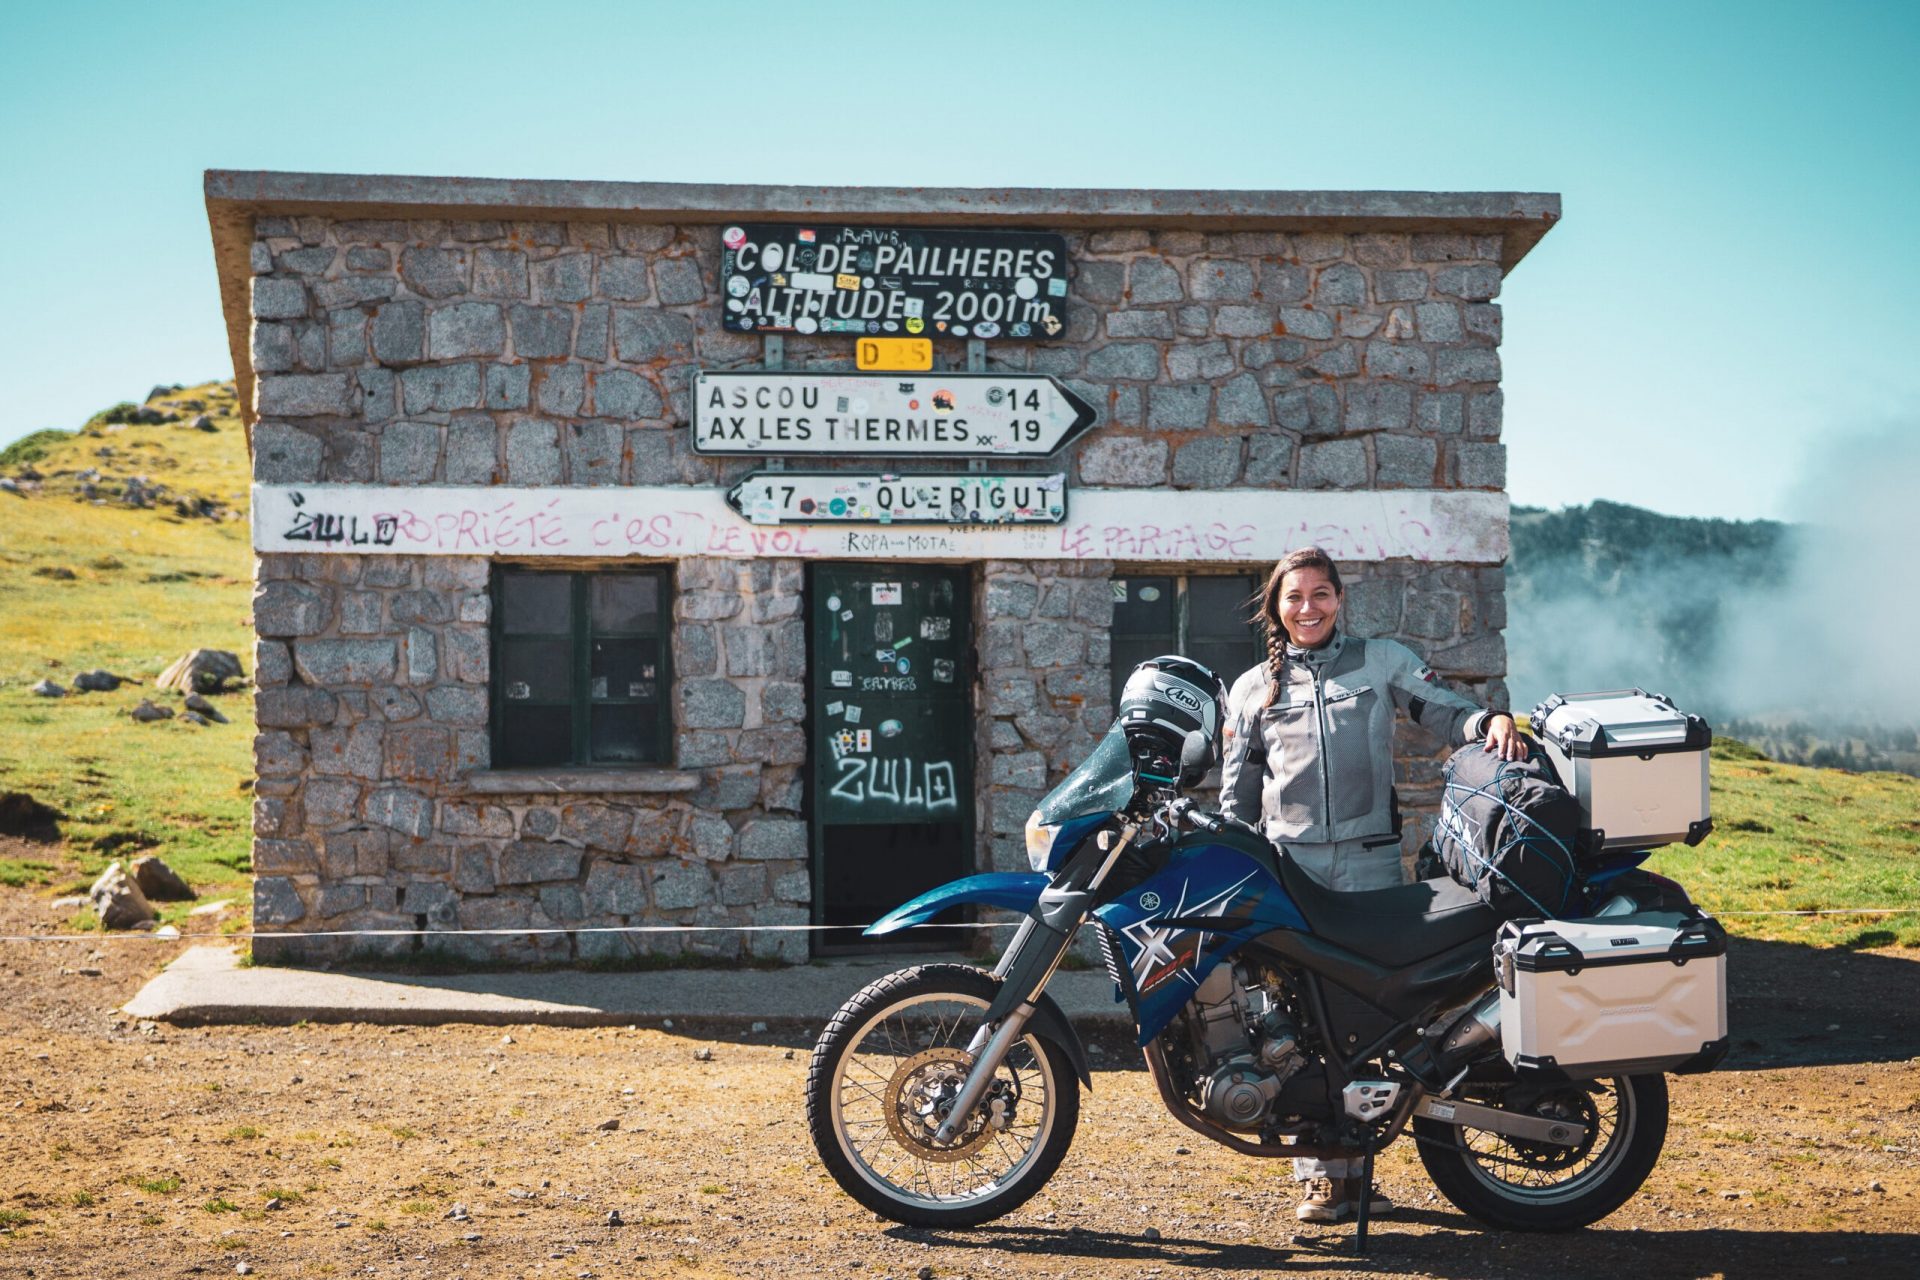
591, 704, 660, 764
590, 638, 659, 702
1188, 576, 1260, 639
498, 704, 573, 767
501, 572, 572, 635
502, 639, 573, 703
593, 575, 661, 634
1112, 576, 1176, 636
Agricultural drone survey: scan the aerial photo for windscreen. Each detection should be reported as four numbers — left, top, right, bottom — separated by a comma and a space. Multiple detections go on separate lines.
1032, 727, 1135, 826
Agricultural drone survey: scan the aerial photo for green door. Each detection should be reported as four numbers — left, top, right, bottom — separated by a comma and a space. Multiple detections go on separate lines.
808, 563, 973, 953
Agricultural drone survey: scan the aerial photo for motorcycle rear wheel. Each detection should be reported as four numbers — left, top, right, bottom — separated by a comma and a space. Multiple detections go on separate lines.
1414, 1073, 1668, 1232
805, 964, 1080, 1228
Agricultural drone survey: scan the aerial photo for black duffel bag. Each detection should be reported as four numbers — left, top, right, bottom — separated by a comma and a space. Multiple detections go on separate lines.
1433, 745, 1581, 915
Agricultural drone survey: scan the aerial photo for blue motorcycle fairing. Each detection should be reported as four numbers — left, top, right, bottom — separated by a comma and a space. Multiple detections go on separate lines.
863, 872, 1049, 937
1092, 839, 1308, 1045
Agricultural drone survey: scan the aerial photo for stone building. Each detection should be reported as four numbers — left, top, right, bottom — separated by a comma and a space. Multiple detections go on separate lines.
205, 171, 1559, 963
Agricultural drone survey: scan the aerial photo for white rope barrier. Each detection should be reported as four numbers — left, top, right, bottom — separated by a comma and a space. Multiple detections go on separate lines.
1, 908, 1915, 946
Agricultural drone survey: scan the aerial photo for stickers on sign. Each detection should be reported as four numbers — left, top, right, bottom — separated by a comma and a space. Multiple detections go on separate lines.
843, 705, 862, 724
872, 583, 902, 606
643, 664, 656, 678
931, 658, 956, 684
726, 298, 745, 313
831, 670, 853, 688
862, 276, 875, 288
791, 271, 832, 292
740, 317, 755, 329
1112, 580, 1129, 602
761, 243, 784, 271
951, 325, 968, 337
878, 718, 903, 739
920, 616, 951, 641
833, 729, 855, 758
723, 226, 747, 249
507, 681, 532, 700
835, 273, 860, 290
1011, 322, 1031, 337
873, 612, 894, 643
1042, 314, 1063, 336
896, 658, 911, 675
826, 594, 842, 611
892, 637, 912, 652
1048, 278, 1068, 297
840, 608, 853, 621
591, 677, 609, 699
628, 681, 655, 699
726, 275, 751, 297
798, 228, 816, 243
1139, 586, 1162, 602
856, 729, 873, 753
826, 700, 844, 716
795, 316, 819, 335
905, 316, 924, 334
904, 298, 924, 318
830, 499, 848, 517
883, 321, 899, 332
974, 320, 1001, 338
932, 390, 956, 413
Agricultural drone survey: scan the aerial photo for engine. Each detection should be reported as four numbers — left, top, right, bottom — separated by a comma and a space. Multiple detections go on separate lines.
1181, 963, 1308, 1130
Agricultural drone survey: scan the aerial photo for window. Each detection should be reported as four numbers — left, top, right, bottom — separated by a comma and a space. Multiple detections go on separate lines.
492, 568, 672, 768
1110, 574, 1264, 708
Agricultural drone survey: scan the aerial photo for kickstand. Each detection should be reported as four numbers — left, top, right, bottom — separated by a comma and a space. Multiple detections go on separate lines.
1352, 1146, 1375, 1255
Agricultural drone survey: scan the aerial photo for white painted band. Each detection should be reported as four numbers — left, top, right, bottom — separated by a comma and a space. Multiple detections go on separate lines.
252, 485, 1508, 564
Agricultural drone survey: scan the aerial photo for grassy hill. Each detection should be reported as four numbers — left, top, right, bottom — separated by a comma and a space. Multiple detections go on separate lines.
0, 400, 1913, 949
0, 382, 255, 920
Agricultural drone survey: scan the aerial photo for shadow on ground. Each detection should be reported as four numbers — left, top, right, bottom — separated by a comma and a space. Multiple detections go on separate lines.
895, 1221, 1912, 1278
1722, 936, 1920, 1069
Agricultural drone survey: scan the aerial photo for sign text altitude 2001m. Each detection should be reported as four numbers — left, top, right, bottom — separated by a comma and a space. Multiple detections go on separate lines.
719, 224, 1071, 340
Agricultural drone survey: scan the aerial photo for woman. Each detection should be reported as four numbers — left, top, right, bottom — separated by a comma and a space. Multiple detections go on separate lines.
1219, 546, 1527, 1224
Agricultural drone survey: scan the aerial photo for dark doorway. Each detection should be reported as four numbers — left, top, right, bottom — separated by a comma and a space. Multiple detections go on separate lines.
808, 564, 974, 954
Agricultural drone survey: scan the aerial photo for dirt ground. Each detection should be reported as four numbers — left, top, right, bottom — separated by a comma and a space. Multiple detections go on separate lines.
2, 860, 1917, 1279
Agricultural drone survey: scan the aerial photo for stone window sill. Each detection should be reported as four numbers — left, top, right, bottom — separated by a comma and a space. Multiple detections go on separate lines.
465, 768, 702, 795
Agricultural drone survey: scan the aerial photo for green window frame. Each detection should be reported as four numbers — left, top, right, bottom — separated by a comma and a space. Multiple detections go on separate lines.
1110, 573, 1264, 709
491, 568, 673, 768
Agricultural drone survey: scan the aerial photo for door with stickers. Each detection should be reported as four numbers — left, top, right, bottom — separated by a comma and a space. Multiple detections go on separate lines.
808, 563, 973, 954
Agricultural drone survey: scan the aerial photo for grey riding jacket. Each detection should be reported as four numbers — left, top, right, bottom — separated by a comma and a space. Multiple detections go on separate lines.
1220, 632, 1493, 845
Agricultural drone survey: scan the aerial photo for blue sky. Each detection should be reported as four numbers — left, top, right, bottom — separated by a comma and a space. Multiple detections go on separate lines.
2, 0, 1914, 521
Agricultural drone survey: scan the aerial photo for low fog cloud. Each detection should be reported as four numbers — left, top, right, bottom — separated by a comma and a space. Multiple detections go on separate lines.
1507, 426, 1920, 727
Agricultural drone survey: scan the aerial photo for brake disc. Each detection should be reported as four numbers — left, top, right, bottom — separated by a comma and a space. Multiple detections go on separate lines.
882, 1048, 1003, 1163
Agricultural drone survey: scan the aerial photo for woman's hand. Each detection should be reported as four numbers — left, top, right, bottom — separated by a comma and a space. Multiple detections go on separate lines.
1482, 713, 1530, 762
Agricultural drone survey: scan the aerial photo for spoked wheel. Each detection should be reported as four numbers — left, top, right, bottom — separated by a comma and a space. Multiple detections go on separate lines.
1414, 1073, 1669, 1231
805, 964, 1080, 1227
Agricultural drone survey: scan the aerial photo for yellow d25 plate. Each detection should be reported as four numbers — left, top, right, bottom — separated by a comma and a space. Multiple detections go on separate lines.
856, 337, 933, 371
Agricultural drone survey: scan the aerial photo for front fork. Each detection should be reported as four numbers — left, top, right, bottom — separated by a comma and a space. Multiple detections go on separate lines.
931, 822, 1139, 1144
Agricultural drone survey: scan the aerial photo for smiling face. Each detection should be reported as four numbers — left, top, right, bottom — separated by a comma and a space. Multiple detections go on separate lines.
1278, 566, 1342, 649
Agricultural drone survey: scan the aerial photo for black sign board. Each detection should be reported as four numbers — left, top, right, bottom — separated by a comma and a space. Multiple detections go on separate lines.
719, 223, 1070, 341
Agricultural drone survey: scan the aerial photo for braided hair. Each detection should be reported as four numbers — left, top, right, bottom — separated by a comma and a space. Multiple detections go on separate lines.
1256, 547, 1344, 709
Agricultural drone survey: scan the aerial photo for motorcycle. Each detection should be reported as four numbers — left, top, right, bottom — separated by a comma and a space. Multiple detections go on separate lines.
804, 713, 1722, 1240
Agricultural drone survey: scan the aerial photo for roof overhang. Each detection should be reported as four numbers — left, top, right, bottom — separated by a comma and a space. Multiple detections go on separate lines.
206, 169, 1561, 430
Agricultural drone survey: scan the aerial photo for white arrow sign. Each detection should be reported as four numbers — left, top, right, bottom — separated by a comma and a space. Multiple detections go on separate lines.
692, 371, 1096, 458
726, 471, 1067, 526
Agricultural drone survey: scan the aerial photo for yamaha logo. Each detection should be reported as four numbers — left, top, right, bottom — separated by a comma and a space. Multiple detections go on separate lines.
1165, 685, 1202, 712
1139, 892, 1161, 911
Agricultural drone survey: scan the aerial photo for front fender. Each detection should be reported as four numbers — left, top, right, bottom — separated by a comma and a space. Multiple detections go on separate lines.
863, 872, 1049, 937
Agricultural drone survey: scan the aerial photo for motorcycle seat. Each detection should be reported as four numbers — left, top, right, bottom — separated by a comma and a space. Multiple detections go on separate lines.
1275, 855, 1524, 967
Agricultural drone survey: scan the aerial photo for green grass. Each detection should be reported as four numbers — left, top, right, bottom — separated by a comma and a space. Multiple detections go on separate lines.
1646, 739, 1920, 947
0, 381, 254, 902
130, 1174, 182, 1194
202, 1198, 240, 1215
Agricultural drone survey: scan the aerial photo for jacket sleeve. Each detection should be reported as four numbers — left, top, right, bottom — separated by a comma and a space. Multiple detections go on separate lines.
1218, 667, 1268, 824
1381, 641, 1491, 748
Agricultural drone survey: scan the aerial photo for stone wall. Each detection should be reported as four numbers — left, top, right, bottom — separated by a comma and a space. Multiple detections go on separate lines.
246, 211, 1510, 958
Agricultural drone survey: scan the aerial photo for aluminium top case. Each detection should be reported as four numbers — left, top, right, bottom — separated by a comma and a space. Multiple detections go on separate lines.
1531, 689, 1713, 852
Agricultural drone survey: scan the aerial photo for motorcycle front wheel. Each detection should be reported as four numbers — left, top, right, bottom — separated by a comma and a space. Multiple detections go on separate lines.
1414, 1072, 1668, 1232
804, 964, 1080, 1228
